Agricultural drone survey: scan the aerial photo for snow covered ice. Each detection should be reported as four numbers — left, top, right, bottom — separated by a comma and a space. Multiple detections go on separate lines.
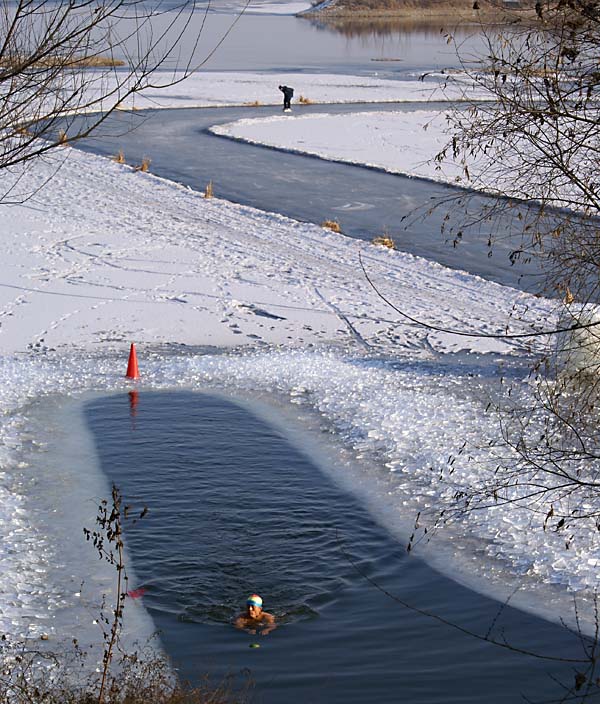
212, 108, 597, 207
79, 69, 492, 111
0, 71, 598, 643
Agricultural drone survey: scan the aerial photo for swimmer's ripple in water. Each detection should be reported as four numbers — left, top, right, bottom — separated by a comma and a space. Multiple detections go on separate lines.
178, 599, 318, 626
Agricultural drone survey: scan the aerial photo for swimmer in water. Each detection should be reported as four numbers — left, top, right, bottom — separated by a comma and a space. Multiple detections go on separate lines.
234, 594, 276, 636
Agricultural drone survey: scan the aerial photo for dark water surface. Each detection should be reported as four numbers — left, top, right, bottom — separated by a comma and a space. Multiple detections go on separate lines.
85, 391, 583, 703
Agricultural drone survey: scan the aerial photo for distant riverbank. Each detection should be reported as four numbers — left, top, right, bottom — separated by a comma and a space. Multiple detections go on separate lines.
303, 0, 534, 22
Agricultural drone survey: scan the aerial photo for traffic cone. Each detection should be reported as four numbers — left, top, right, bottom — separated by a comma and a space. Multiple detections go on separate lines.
126, 343, 140, 379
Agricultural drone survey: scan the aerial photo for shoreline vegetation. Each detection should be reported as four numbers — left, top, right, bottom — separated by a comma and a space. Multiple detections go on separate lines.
0, 54, 125, 69
302, 0, 535, 22
0, 641, 249, 704
1, 485, 250, 704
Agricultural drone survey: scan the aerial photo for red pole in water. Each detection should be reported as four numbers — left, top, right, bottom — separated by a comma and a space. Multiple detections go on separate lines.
125, 343, 140, 379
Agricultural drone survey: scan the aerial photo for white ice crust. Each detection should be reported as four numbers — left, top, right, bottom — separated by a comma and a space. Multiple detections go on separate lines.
243, 0, 313, 13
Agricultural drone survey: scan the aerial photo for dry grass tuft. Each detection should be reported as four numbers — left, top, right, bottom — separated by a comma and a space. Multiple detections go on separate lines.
135, 157, 151, 172
372, 235, 395, 249
564, 286, 575, 305
245, 100, 263, 107
298, 95, 314, 104
74, 55, 126, 67
58, 129, 68, 146
321, 219, 341, 233
204, 180, 214, 199
113, 149, 125, 164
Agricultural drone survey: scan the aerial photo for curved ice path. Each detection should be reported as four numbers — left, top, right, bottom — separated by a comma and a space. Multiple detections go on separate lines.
73, 103, 546, 293
1, 350, 598, 639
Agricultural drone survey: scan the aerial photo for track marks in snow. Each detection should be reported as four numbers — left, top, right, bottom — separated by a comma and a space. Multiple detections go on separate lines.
0, 146, 555, 357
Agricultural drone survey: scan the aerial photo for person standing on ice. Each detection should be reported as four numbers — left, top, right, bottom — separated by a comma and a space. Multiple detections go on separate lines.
278, 85, 294, 112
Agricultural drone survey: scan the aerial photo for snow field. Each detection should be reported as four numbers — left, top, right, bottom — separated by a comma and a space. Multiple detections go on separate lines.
0, 146, 546, 358
79, 70, 492, 112
212, 108, 596, 209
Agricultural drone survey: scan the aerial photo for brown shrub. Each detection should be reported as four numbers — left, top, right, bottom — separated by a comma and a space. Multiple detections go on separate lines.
321, 219, 341, 233
135, 157, 151, 172
372, 235, 395, 249
0, 643, 250, 704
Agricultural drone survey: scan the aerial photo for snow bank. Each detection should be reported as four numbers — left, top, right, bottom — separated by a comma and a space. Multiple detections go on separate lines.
211, 109, 459, 182
84, 70, 491, 111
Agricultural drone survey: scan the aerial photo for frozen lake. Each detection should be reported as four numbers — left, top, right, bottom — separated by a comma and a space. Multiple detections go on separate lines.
2, 8, 594, 699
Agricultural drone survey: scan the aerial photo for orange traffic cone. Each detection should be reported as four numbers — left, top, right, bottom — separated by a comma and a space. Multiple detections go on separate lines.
126, 343, 140, 379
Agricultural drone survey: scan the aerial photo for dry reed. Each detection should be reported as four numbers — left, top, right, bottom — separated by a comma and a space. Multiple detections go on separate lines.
372, 235, 395, 249
135, 157, 151, 172
321, 219, 341, 233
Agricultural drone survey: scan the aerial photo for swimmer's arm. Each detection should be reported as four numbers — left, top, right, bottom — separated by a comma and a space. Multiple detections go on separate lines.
234, 615, 255, 634
260, 612, 276, 636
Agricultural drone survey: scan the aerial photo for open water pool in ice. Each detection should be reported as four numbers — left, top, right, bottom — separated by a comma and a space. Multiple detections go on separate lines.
0, 348, 598, 655
79, 389, 590, 703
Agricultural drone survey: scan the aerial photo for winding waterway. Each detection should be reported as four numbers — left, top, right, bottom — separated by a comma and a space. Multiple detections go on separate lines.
75, 102, 545, 293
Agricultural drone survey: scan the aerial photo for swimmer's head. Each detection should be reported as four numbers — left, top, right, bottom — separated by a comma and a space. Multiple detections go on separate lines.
246, 594, 263, 616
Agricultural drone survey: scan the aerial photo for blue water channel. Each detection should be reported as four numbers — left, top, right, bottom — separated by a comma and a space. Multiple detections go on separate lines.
85, 391, 585, 704
66, 10, 549, 294
73, 102, 546, 293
